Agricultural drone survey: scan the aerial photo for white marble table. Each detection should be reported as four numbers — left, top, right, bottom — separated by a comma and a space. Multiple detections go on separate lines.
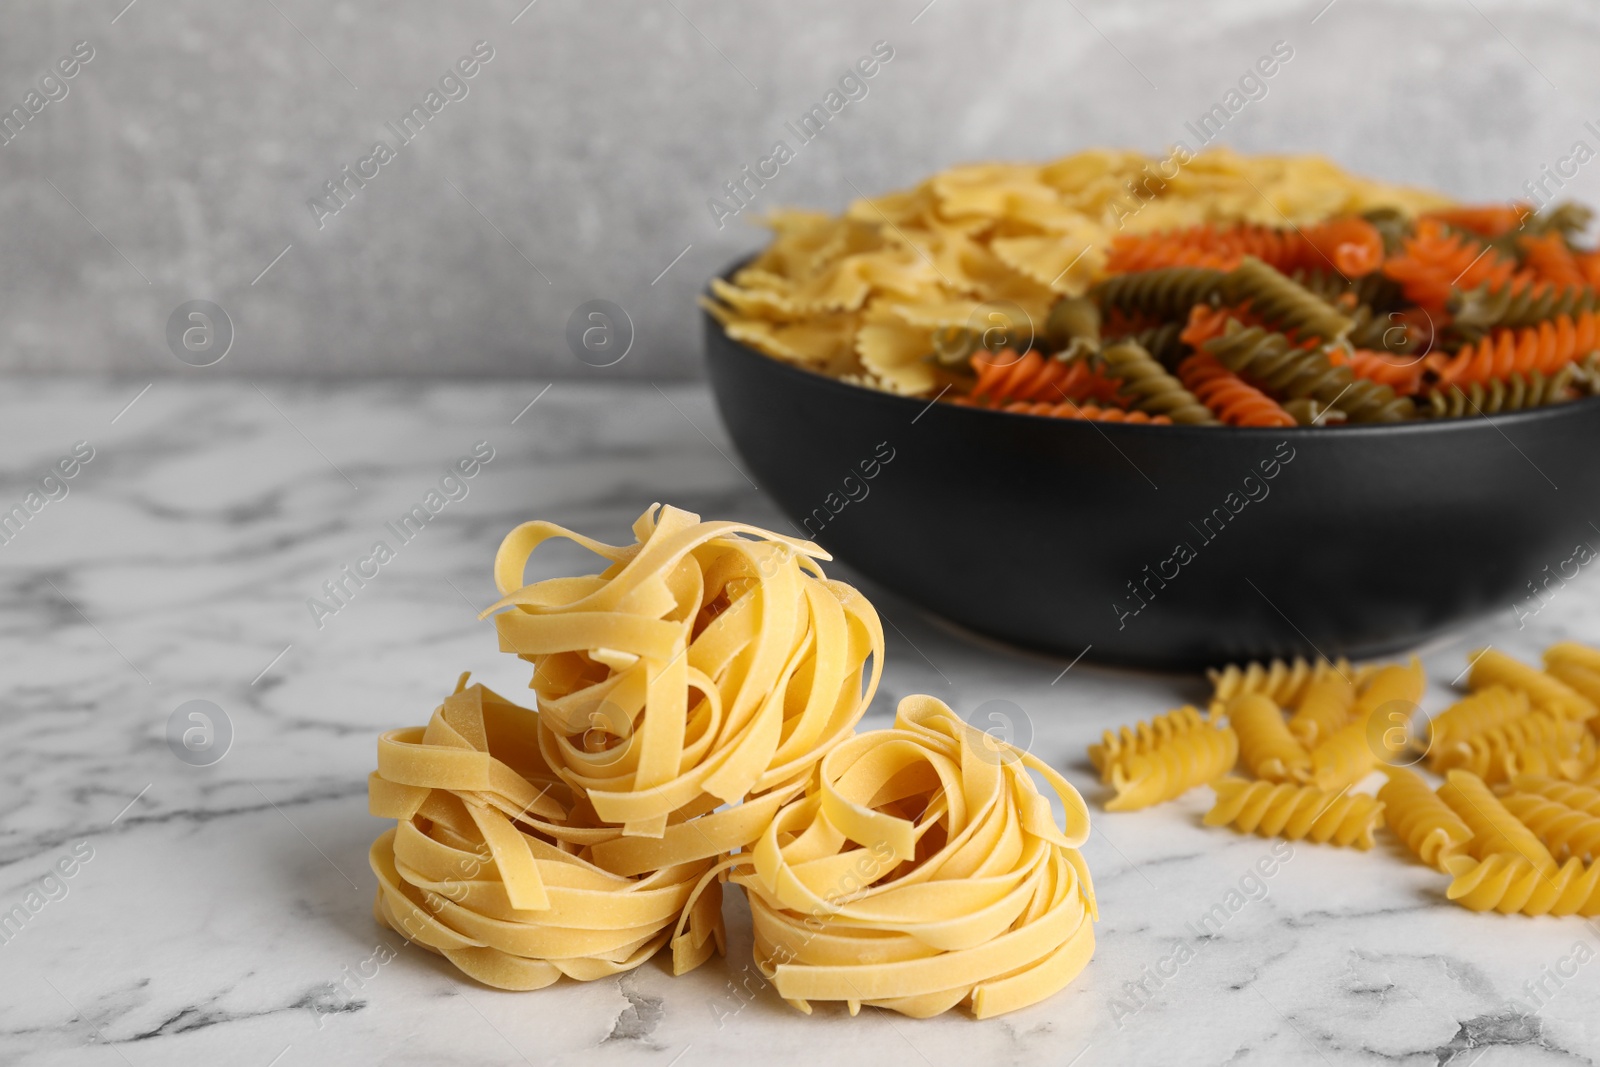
3, 379, 1599, 1067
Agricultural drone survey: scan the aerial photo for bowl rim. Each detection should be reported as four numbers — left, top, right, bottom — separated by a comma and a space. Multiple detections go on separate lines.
703, 258, 1600, 438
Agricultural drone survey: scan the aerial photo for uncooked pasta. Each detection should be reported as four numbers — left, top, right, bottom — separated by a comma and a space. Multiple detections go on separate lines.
1091, 641, 1600, 921
705, 148, 1600, 424
730, 695, 1098, 1019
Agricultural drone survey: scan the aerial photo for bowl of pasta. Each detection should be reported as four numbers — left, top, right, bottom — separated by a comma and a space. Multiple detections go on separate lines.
701, 149, 1600, 669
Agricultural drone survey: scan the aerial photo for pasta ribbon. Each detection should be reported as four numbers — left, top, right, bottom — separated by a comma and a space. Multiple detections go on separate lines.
1205, 778, 1385, 849
732, 695, 1097, 1020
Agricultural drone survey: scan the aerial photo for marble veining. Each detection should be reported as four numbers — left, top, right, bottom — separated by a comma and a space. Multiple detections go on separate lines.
2, 379, 1599, 1066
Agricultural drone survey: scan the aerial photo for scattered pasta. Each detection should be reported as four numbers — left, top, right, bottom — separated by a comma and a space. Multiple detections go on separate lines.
1092, 640, 1600, 921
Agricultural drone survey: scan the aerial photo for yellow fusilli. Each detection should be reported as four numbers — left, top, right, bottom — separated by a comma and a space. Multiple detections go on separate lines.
1226, 693, 1311, 782
1438, 769, 1557, 873
1205, 778, 1385, 849
1104, 724, 1238, 812
1500, 792, 1600, 863
1207, 656, 1360, 714
1427, 686, 1530, 752
1469, 648, 1597, 721
1444, 853, 1600, 916
1377, 766, 1471, 870
1309, 719, 1379, 793
1286, 672, 1355, 747
1088, 705, 1208, 782
1433, 712, 1581, 784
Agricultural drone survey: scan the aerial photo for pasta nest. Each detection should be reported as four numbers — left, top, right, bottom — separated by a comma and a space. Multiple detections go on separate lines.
480, 504, 884, 839
367, 679, 727, 990
728, 695, 1097, 1019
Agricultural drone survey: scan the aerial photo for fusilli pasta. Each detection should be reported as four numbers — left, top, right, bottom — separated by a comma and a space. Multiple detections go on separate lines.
1205, 777, 1385, 849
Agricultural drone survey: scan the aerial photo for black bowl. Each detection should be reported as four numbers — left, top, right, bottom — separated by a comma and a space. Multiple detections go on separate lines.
703, 299, 1600, 670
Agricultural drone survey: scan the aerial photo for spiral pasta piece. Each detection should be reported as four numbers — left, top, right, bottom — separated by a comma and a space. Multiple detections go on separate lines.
1205, 778, 1385, 849
1504, 775, 1600, 817
1309, 719, 1379, 793
1129, 321, 1188, 368
1438, 769, 1557, 873
1287, 672, 1356, 747
1176, 351, 1297, 427
1383, 218, 1537, 311
979, 400, 1172, 424
967, 349, 1120, 405
1428, 685, 1530, 752
1090, 267, 1227, 321
1443, 853, 1600, 916
1468, 648, 1598, 721
1042, 295, 1102, 360
1428, 311, 1600, 386
1105, 219, 1384, 278
1226, 693, 1311, 783
1293, 268, 1407, 312
1223, 257, 1354, 342
1087, 705, 1208, 781
482, 503, 884, 841
1545, 658, 1600, 713
1434, 712, 1581, 784
367, 678, 727, 990
1378, 766, 1472, 869
1417, 366, 1575, 418
1450, 278, 1599, 331
1104, 724, 1239, 812
1519, 231, 1590, 290
1208, 656, 1363, 712
1203, 324, 1414, 422
733, 695, 1097, 1020
1095, 339, 1218, 424
1500, 792, 1600, 863
1422, 204, 1530, 239
1346, 349, 1428, 395
1547, 642, 1600, 674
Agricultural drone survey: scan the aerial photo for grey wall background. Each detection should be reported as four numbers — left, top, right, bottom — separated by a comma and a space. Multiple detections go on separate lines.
3, 0, 1599, 378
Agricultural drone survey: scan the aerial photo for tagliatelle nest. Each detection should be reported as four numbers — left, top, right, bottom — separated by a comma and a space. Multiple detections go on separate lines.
367, 504, 887, 989
722, 694, 1098, 1019
703, 147, 1454, 395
